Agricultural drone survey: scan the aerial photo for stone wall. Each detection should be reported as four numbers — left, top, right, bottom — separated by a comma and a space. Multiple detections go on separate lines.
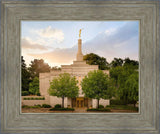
49, 96, 68, 107
21, 96, 50, 106
92, 99, 110, 108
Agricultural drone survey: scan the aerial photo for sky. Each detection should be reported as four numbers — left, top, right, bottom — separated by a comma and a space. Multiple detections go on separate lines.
21, 21, 139, 67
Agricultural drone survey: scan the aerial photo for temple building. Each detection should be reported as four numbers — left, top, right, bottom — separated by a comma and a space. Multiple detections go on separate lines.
39, 31, 109, 108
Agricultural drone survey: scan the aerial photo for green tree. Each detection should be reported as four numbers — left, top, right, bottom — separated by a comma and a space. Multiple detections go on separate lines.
29, 59, 51, 79
110, 58, 123, 67
48, 73, 79, 108
29, 77, 39, 95
110, 64, 139, 105
81, 70, 114, 108
21, 56, 31, 92
109, 66, 123, 86
124, 57, 139, 66
118, 71, 138, 107
83, 53, 109, 70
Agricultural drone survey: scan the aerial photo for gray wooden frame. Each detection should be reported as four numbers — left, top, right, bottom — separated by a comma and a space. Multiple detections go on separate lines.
1, 0, 159, 133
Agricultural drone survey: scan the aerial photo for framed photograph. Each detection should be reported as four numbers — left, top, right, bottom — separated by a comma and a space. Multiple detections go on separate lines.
1, 0, 159, 133
21, 20, 139, 114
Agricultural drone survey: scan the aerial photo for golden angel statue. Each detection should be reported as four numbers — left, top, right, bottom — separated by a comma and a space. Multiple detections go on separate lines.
79, 28, 83, 38
79, 29, 82, 38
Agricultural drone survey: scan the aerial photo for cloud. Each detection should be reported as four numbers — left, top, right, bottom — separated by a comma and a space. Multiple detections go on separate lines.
105, 28, 117, 36
21, 38, 48, 50
35, 26, 64, 43
28, 47, 77, 66
27, 21, 139, 66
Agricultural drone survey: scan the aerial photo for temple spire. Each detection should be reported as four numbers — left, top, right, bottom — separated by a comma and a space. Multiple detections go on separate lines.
76, 29, 83, 61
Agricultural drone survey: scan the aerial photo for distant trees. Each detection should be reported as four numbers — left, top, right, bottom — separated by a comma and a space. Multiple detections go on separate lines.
29, 77, 40, 95
110, 58, 123, 68
28, 59, 51, 79
83, 53, 109, 70
21, 57, 52, 95
48, 73, 79, 108
81, 70, 115, 108
51, 66, 61, 71
21, 56, 31, 92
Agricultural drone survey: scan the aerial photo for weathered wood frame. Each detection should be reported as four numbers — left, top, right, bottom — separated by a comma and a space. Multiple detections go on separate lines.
1, 0, 159, 133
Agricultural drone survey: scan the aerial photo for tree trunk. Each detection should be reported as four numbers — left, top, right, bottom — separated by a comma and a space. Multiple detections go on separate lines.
97, 99, 99, 109
62, 96, 64, 108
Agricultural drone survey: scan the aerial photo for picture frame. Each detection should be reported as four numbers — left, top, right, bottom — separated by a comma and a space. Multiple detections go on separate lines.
1, 0, 159, 133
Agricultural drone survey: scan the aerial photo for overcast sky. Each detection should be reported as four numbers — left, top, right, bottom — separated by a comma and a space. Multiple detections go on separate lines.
21, 21, 139, 67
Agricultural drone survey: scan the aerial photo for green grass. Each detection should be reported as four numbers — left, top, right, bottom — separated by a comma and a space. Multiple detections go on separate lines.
106, 105, 138, 111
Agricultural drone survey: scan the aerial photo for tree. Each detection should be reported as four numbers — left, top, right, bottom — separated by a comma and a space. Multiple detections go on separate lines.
81, 70, 114, 108
117, 71, 138, 107
124, 57, 139, 69
110, 64, 139, 105
51, 66, 61, 71
110, 58, 123, 67
48, 73, 79, 108
124, 72, 138, 107
109, 66, 123, 86
29, 59, 51, 79
29, 77, 39, 95
21, 56, 31, 92
83, 53, 109, 70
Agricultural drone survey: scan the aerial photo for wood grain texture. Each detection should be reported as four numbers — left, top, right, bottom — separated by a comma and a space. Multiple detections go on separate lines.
1, 0, 159, 133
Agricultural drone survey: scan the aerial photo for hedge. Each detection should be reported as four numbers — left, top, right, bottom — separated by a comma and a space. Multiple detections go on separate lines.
23, 97, 45, 100
49, 108, 74, 111
87, 108, 111, 112
54, 104, 61, 108
22, 104, 52, 108
21, 91, 29, 96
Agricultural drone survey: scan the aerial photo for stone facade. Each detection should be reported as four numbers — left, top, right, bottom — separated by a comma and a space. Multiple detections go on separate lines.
39, 38, 110, 108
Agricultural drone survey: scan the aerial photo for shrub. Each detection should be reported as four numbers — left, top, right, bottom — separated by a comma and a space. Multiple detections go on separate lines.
21, 91, 29, 96
54, 104, 61, 108
22, 105, 42, 108
110, 99, 127, 105
36, 93, 41, 96
99, 105, 104, 108
22, 105, 29, 108
87, 108, 111, 112
42, 104, 51, 108
34, 104, 42, 108
23, 97, 45, 100
49, 108, 74, 111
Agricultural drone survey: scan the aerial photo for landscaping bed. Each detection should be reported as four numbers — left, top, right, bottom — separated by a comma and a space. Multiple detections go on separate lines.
87, 108, 111, 112
49, 108, 75, 111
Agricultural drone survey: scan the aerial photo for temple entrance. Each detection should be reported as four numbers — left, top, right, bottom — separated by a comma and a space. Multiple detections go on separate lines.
72, 98, 88, 108
76, 98, 84, 108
